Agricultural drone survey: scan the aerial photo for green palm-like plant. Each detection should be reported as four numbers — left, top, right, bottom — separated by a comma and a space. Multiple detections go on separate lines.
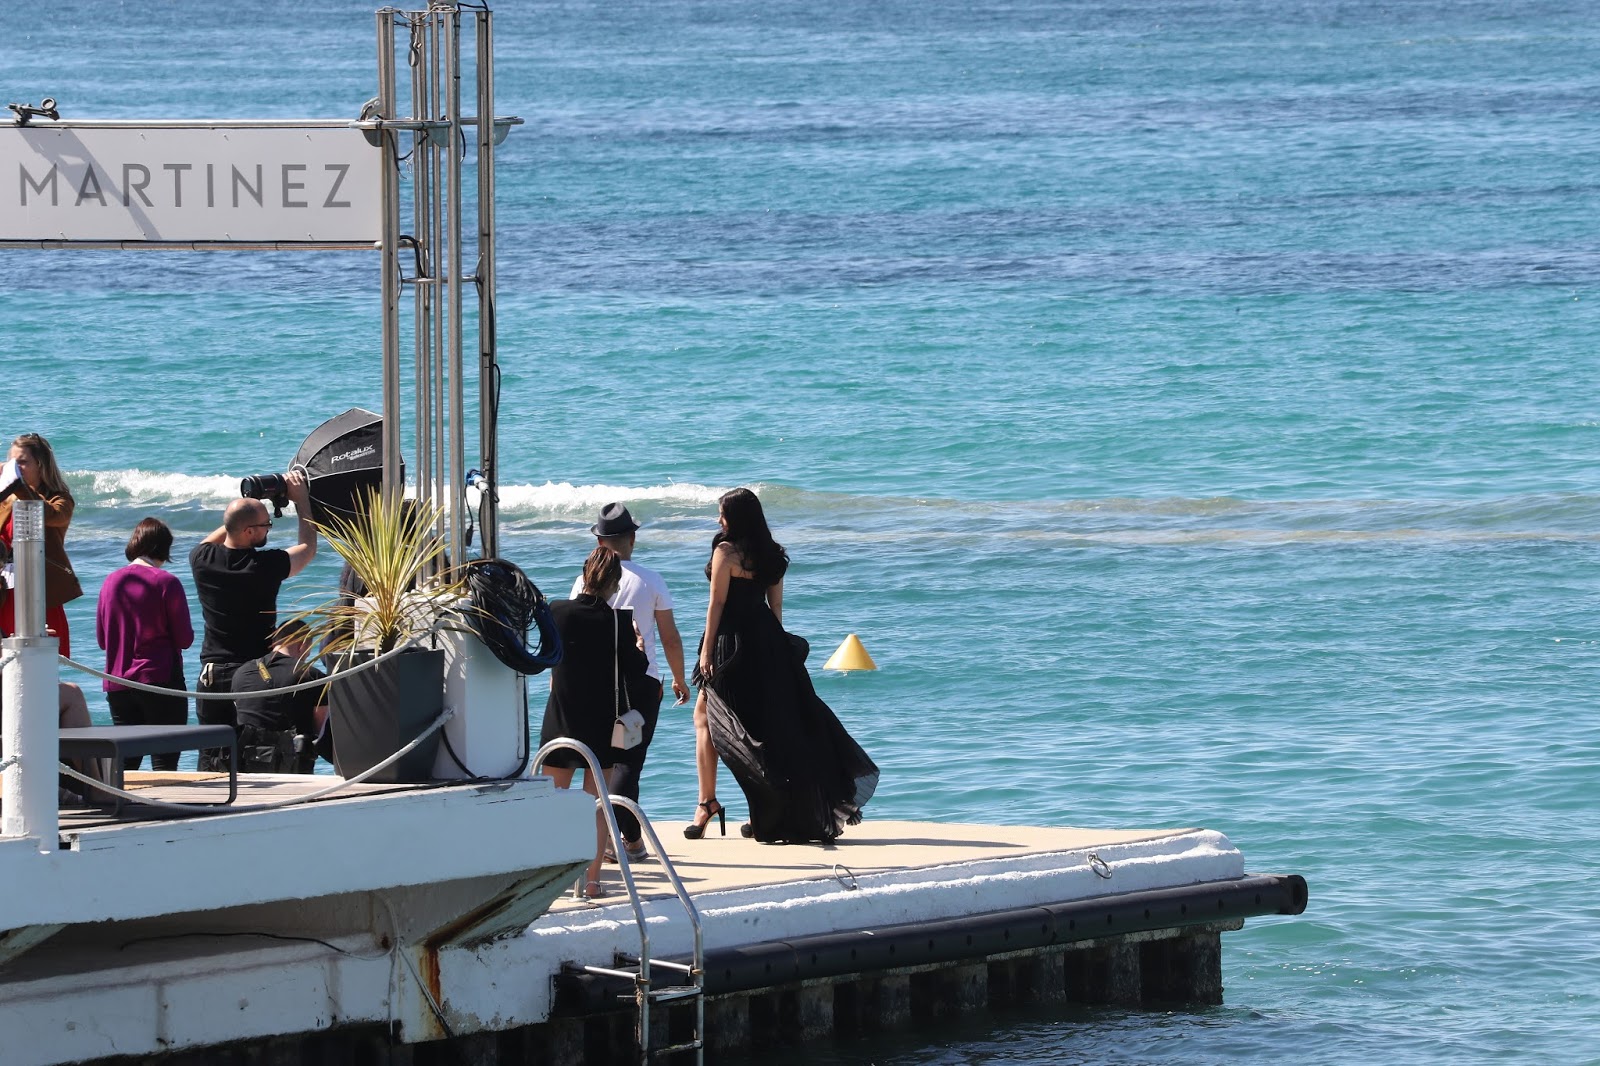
301, 489, 465, 656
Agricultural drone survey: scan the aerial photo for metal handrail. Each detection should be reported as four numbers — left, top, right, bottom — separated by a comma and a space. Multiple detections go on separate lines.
531, 739, 705, 1064
531, 740, 640, 908
610, 795, 707, 1065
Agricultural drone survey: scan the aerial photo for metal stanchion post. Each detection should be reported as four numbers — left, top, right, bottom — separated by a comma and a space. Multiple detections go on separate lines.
377, 9, 403, 507
1, 499, 60, 847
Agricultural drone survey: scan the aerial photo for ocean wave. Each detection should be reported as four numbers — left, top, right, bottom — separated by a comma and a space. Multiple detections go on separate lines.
63, 470, 1600, 539
495, 480, 728, 516
72, 469, 243, 508
67, 469, 733, 517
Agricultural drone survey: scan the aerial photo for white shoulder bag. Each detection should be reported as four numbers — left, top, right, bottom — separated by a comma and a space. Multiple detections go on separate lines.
611, 608, 646, 750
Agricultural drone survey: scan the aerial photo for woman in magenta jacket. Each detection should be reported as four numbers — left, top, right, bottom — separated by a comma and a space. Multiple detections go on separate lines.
96, 518, 195, 770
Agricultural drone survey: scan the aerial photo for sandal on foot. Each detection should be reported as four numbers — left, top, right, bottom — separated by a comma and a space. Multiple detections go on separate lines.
603, 838, 648, 864
584, 879, 608, 900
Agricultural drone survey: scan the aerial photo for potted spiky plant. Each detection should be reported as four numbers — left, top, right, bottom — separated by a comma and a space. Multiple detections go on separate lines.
302, 489, 466, 783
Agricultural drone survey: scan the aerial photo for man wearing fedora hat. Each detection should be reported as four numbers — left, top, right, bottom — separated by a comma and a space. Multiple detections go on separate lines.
572, 502, 690, 861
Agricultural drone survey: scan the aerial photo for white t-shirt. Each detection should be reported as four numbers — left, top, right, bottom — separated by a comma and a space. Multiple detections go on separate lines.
570, 560, 675, 681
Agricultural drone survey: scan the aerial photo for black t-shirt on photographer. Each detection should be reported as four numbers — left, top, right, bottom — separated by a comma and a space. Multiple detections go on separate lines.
189, 542, 292, 664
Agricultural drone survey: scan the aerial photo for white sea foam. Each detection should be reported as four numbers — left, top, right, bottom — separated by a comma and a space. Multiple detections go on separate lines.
66, 471, 1600, 543
490, 480, 727, 516
69, 469, 730, 517
74, 469, 243, 507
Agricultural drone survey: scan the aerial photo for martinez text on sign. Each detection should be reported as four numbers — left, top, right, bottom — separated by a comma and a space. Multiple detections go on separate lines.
1, 125, 382, 245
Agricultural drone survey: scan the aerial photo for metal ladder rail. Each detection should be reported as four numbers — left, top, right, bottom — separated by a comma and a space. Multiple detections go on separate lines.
565, 797, 707, 1064
531, 740, 704, 1065
610, 796, 706, 1064
532, 739, 635, 903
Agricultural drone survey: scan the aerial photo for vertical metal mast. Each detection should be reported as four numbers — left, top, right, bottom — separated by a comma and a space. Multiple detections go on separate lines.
376, 9, 403, 505
411, 11, 434, 552
475, 10, 500, 559
375, 2, 513, 565
429, 12, 447, 547
444, 7, 467, 565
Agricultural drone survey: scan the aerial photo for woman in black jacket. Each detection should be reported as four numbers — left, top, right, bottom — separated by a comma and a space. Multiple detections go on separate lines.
540, 545, 648, 898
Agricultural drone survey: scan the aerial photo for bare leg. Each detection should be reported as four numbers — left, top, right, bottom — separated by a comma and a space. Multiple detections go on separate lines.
58, 682, 90, 728
57, 683, 110, 795
579, 767, 623, 888
693, 689, 718, 809
542, 765, 603, 893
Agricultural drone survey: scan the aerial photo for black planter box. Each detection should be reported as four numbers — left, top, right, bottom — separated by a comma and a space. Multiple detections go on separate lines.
329, 647, 445, 784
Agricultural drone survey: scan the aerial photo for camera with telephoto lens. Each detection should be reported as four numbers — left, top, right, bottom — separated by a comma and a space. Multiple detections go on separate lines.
240, 473, 290, 516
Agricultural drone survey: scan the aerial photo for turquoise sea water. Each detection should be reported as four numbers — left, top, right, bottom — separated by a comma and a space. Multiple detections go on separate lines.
5, 1, 1600, 1061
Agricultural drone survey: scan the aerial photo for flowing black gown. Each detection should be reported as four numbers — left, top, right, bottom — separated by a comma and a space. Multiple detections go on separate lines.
700, 577, 878, 843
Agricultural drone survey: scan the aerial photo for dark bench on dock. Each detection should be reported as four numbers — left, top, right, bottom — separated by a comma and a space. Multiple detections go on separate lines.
59, 725, 239, 812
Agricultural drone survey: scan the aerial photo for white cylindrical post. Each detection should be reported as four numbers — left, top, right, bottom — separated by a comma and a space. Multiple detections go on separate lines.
2, 499, 59, 846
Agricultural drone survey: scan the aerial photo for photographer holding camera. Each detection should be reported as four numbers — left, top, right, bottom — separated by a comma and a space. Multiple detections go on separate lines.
231, 619, 328, 775
189, 469, 317, 771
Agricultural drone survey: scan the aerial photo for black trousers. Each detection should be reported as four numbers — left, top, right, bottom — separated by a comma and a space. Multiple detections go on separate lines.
106, 684, 190, 771
196, 661, 243, 773
609, 679, 663, 843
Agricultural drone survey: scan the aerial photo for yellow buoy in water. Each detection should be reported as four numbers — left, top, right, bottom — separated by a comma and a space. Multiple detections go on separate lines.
823, 633, 877, 672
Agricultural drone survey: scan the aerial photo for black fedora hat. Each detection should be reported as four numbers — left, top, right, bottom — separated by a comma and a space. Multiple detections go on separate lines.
591, 502, 640, 537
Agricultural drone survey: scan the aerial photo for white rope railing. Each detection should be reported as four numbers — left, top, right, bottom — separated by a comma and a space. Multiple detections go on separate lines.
56, 638, 426, 701
55, 707, 456, 814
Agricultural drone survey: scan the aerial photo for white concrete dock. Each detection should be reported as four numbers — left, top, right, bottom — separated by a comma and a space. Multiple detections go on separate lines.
4, 775, 1304, 1066
563, 819, 1219, 905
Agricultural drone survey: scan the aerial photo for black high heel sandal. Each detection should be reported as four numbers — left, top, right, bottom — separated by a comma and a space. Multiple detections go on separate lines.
684, 798, 726, 839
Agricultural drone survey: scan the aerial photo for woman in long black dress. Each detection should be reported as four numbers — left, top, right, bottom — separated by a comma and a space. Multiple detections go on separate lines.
542, 546, 649, 897
688, 487, 877, 844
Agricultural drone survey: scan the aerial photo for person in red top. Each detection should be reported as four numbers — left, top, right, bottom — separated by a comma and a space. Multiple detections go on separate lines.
96, 518, 196, 771
0, 432, 83, 655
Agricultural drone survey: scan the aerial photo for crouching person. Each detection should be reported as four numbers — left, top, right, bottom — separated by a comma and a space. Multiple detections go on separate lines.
230, 620, 328, 774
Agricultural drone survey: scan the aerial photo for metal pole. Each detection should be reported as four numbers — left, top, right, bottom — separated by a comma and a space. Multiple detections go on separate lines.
377, 9, 403, 506
475, 10, 500, 559
445, 7, 467, 573
412, 10, 434, 562
430, 9, 447, 542
1, 500, 59, 846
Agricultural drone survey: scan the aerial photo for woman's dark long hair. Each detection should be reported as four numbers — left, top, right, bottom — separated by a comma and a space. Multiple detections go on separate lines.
707, 487, 789, 587
581, 545, 623, 598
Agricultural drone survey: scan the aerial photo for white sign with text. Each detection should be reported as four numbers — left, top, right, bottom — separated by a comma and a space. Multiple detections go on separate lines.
1, 125, 380, 243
